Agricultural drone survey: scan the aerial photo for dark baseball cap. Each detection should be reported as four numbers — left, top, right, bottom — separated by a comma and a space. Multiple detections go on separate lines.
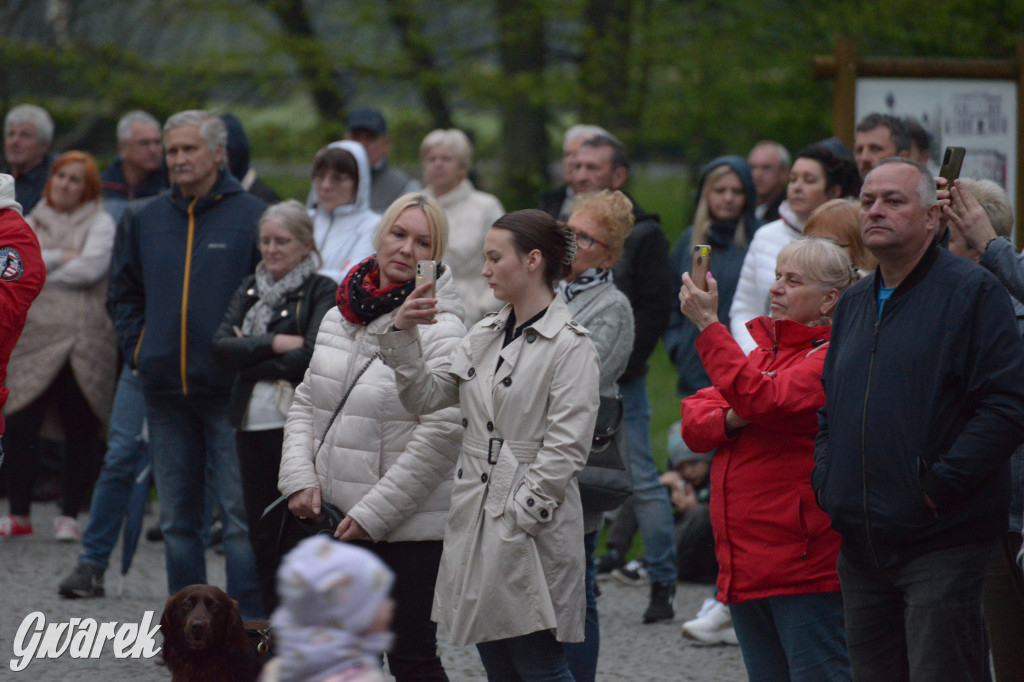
346, 108, 386, 136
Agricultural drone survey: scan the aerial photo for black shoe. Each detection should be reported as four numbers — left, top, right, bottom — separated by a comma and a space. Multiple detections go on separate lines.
642, 581, 676, 623
145, 525, 163, 542
58, 563, 106, 598
595, 552, 624, 580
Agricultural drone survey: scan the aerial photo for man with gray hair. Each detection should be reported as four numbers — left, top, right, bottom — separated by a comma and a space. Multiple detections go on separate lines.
813, 158, 1024, 679
747, 140, 790, 223
101, 110, 167, 222
2, 104, 55, 213
538, 124, 610, 220
110, 110, 264, 618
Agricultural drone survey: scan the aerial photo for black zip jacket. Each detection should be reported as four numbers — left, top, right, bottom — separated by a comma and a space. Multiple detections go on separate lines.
812, 244, 1024, 568
210, 272, 337, 428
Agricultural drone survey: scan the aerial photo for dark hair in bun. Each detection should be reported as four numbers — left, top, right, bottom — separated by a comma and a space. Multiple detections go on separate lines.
492, 209, 577, 288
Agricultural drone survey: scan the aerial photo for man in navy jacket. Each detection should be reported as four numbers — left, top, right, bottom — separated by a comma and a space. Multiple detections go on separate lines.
813, 158, 1024, 680
110, 110, 264, 618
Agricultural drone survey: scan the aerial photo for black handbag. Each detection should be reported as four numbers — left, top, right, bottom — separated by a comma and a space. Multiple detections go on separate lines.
577, 395, 633, 512
263, 352, 380, 556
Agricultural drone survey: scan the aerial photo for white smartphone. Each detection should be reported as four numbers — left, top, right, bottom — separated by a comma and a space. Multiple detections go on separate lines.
416, 260, 437, 298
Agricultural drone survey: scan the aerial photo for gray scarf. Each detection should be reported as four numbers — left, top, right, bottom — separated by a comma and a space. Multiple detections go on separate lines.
242, 255, 318, 336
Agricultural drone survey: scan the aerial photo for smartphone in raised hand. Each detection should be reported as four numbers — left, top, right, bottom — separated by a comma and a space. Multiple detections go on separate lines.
938, 146, 966, 185
416, 260, 437, 298
691, 245, 712, 292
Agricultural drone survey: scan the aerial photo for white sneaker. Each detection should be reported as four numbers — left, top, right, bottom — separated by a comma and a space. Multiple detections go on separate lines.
54, 515, 80, 542
694, 596, 718, 619
682, 601, 739, 645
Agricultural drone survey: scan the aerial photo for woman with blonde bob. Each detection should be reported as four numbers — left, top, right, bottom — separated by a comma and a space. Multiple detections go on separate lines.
211, 199, 337, 613
680, 238, 856, 682
803, 198, 876, 276
279, 193, 466, 681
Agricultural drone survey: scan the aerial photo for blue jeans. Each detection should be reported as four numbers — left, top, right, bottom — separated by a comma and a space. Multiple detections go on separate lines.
838, 542, 995, 682
476, 630, 573, 682
619, 375, 677, 584
145, 392, 262, 619
79, 366, 148, 572
730, 592, 850, 682
564, 531, 599, 682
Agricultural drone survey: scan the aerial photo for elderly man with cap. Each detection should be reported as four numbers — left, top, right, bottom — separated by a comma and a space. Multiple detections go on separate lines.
344, 108, 420, 213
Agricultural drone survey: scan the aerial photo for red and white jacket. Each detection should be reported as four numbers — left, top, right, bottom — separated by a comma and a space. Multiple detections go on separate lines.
0, 174, 45, 434
681, 317, 841, 604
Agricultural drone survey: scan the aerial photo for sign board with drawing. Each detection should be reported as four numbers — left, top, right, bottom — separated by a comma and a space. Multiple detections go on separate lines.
856, 78, 1017, 212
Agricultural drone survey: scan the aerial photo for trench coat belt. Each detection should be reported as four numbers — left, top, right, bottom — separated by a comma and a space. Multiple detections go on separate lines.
463, 434, 542, 518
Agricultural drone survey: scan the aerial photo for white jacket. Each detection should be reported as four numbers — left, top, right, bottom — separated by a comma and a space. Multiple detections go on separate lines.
309, 141, 380, 283
729, 201, 805, 353
278, 268, 466, 542
427, 179, 504, 326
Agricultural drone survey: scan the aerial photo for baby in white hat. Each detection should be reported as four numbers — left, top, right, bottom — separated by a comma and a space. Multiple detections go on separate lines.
261, 536, 396, 682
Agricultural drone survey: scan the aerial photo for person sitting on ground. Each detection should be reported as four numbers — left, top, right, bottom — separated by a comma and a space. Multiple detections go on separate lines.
661, 422, 716, 585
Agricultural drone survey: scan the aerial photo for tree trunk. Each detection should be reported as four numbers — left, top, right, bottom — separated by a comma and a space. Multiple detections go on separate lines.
579, 0, 634, 134
496, 0, 549, 210
386, 0, 453, 130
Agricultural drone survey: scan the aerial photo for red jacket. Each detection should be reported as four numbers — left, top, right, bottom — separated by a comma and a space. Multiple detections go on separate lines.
0, 206, 45, 433
681, 318, 841, 603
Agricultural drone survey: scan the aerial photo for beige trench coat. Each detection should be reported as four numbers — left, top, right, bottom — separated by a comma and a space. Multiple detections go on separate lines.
377, 295, 600, 646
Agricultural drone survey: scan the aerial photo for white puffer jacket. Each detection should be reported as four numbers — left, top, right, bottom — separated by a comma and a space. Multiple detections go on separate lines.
278, 267, 466, 542
728, 201, 805, 354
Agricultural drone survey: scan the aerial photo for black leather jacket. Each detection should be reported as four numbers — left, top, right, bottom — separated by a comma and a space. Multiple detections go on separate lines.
211, 272, 337, 428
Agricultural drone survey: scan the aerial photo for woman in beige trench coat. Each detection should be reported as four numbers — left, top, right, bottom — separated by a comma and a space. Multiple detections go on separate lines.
378, 209, 600, 681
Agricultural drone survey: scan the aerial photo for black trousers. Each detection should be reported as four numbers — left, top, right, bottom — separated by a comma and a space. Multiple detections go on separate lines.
2, 363, 105, 518
352, 539, 449, 682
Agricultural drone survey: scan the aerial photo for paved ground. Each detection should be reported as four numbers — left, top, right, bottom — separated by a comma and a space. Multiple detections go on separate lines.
0, 501, 746, 681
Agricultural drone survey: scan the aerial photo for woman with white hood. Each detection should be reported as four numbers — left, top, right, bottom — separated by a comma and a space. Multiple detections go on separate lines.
309, 141, 380, 283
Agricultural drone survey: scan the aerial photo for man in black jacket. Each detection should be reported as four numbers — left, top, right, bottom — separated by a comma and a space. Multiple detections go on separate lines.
569, 133, 678, 623
813, 158, 1024, 680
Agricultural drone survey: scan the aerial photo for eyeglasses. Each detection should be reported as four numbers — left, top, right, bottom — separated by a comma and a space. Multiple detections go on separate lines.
572, 230, 610, 250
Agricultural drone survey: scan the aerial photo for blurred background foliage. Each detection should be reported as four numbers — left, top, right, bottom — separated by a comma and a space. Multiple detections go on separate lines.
3, 0, 1022, 466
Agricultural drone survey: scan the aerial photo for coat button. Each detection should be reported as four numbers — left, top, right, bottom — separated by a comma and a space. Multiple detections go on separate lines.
457, 468, 463, 479
461, 418, 468, 427
246, 288, 256, 296
486, 421, 494, 431
468, 367, 476, 377
280, 310, 288, 317
502, 377, 512, 387
481, 473, 488, 483
526, 333, 537, 343
526, 497, 535, 507
540, 509, 549, 519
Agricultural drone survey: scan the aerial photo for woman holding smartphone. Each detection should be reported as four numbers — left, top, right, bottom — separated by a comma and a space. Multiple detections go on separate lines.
278, 193, 466, 682
380, 209, 599, 681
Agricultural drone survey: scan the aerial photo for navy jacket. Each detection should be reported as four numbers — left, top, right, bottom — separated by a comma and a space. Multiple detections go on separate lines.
812, 245, 1024, 568
110, 171, 264, 396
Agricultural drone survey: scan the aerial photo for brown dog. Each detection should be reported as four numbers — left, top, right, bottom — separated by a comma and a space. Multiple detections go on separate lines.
159, 584, 263, 682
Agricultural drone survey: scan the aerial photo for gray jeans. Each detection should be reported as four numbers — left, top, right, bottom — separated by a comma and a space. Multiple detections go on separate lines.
837, 541, 996, 682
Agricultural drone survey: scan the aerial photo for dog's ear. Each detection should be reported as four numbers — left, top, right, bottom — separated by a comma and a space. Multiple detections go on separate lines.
160, 592, 180, 631
158, 592, 183, 670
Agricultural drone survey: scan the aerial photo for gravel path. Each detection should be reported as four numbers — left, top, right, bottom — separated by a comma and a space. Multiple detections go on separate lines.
0, 501, 746, 680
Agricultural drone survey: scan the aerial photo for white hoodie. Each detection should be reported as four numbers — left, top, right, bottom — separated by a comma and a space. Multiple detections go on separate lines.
309, 141, 380, 283
0, 174, 24, 216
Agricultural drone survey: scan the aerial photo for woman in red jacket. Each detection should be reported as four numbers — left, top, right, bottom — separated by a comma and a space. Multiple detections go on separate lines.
679, 237, 857, 682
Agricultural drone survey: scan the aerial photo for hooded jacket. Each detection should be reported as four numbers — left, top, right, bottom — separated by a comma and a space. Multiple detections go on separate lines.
729, 200, 804, 354
812, 245, 1024, 568
0, 174, 45, 432
222, 113, 280, 205
278, 267, 466, 544
100, 157, 168, 224
665, 156, 760, 396
110, 170, 264, 396
682, 319, 841, 603
309, 141, 380, 283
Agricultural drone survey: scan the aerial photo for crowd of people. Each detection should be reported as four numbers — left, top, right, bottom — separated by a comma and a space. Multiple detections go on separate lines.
1, 102, 1023, 682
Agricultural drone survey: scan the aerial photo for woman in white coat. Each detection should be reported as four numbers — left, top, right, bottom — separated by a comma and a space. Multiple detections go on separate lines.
308, 140, 380, 283
279, 193, 465, 682
380, 209, 600, 681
